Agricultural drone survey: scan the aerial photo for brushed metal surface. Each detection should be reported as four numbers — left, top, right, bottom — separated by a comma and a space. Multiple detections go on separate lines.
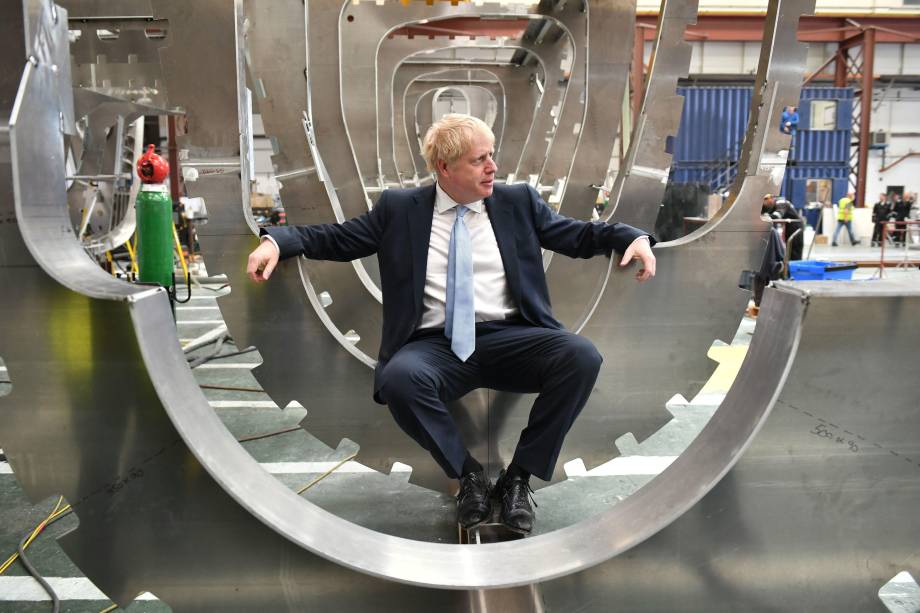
536, 0, 813, 477
540, 281, 920, 612
4, 3, 920, 612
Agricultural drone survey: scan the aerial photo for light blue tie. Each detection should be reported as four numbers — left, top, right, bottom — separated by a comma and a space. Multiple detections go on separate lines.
445, 205, 475, 361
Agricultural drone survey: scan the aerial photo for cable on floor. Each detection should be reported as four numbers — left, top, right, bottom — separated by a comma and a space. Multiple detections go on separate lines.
18, 531, 59, 613
199, 384, 265, 393
187, 330, 228, 367
187, 275, 230, 293
0, 496, 73, 613
0, 497, 71, 575
297, 452, 359, 495
237, 426, 303, 444
189, 346, 257, 369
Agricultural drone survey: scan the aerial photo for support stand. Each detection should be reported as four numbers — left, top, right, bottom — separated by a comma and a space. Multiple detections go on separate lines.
458, 510, 544, 612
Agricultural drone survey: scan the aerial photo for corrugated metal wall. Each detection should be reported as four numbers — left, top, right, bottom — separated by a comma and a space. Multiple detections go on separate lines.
668, 86, 852, 205
671, 87, 751, 164
793, 87, 853, 164
779, 165, 849, 208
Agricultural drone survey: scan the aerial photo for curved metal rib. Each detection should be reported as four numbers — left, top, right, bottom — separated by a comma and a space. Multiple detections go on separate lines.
379, 40, 547, 187
604, 0, 698, 232
386, 50, 545, 186
0, 23, 819, 588
173, 0, 466, 488
553, 280, 920, 611
403, 72, 506, 178
544, 0, 636, 219
244, 0, 385, 358
551, 0, 814, 474
67, 90, 173, 253
14, 30, 901, 591
536, 0, 638, 336
7, 3, 920, 611
338, 0, 585, 199
547, 0, 697, 330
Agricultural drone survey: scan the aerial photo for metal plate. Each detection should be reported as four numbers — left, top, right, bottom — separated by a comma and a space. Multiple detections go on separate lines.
4, 2, 920, 612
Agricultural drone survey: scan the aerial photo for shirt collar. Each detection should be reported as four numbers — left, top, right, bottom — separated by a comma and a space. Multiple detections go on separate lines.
435, 182, 483, 215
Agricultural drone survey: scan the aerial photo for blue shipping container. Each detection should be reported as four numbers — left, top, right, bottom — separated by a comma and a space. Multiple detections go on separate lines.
671, 86, 852, 166
780, 165, 849, 209
672, 87, 751, 164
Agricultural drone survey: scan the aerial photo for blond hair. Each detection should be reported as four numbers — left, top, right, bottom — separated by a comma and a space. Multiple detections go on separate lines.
421, 114, 494, 172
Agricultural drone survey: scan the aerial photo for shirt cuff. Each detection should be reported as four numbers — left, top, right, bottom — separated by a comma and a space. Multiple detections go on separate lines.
261, 234, 280, 254
629, 235, 651, 248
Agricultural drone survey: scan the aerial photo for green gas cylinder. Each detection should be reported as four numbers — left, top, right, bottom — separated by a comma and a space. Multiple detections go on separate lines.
135, 144, 174, 287
136, 183, 174, 287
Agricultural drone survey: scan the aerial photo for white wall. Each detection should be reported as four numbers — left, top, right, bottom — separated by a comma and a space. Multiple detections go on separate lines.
250, 114, 281, 198
649, 41, 920, 77
637, 0, 912, 13
866, 88, 920, 199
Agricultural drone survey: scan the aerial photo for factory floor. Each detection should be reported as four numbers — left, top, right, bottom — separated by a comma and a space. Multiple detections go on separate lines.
802, 234, 920, 268
1, 268, 919, 612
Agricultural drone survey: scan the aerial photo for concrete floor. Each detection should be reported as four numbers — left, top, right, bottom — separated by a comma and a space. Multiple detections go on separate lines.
802, 234, 920, 269
1, 268, 918, 611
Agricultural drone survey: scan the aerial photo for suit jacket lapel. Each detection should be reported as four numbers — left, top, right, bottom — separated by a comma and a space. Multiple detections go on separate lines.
484, 190, 522, 309
408, 185, 436, 320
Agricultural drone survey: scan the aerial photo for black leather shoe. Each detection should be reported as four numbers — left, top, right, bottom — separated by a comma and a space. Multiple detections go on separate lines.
494, 469, 536, 534
456, 471, 492, 529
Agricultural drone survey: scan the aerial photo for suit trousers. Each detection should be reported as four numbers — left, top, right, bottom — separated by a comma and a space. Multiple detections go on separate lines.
377, 320, 603, 481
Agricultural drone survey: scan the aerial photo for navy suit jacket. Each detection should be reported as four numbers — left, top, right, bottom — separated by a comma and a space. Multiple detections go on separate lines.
264, 183, 655, 402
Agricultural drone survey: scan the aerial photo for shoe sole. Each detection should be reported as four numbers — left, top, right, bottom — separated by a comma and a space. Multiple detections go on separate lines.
499, 519, 532, 535
458, 502, 494, 531
459, 519, 490, 531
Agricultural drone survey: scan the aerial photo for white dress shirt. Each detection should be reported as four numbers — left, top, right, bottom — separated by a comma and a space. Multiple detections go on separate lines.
417, 184, 517, 329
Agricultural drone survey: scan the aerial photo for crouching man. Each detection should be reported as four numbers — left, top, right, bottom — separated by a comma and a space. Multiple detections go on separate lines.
247, 114, 657, 533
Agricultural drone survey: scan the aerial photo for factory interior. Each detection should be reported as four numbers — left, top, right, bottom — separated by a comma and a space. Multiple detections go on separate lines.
1, 0, 920, 611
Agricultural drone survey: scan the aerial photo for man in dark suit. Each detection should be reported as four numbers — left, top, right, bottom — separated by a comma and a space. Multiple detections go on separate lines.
872, 192, 891, 247
247, 114, 656, 534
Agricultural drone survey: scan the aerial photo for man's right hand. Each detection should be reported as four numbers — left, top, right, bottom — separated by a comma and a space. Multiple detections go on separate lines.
247, 238, 280, 283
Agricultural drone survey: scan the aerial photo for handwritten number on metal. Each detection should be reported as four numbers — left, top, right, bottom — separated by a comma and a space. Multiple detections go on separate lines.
810, 423, 858, 452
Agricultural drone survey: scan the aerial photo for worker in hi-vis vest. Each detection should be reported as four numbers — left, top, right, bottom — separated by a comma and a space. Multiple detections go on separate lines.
832, 192, 861, 247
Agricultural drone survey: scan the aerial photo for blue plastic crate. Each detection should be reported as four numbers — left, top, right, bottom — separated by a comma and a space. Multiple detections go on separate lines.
788, 260, 857, 280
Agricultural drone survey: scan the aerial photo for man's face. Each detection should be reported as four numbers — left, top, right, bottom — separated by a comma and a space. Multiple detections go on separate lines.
436, 128, 497, 204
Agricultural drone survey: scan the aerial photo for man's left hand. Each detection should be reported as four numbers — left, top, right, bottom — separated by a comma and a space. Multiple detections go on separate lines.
619, 237, 656, 283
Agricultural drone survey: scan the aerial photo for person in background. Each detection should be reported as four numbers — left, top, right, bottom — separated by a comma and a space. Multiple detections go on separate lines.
908, 193, 919, 246
893, 193, 911, 246
832, 192, 860, 247
774, 197, 804, 261
749, 194, 786, 318
780, 106, 799, 135
871, 192, 891, 247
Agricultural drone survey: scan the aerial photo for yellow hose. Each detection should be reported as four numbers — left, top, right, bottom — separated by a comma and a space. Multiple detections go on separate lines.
172, 223, 189, 281
124, 236, 138, 275
104, 251, 116, 276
